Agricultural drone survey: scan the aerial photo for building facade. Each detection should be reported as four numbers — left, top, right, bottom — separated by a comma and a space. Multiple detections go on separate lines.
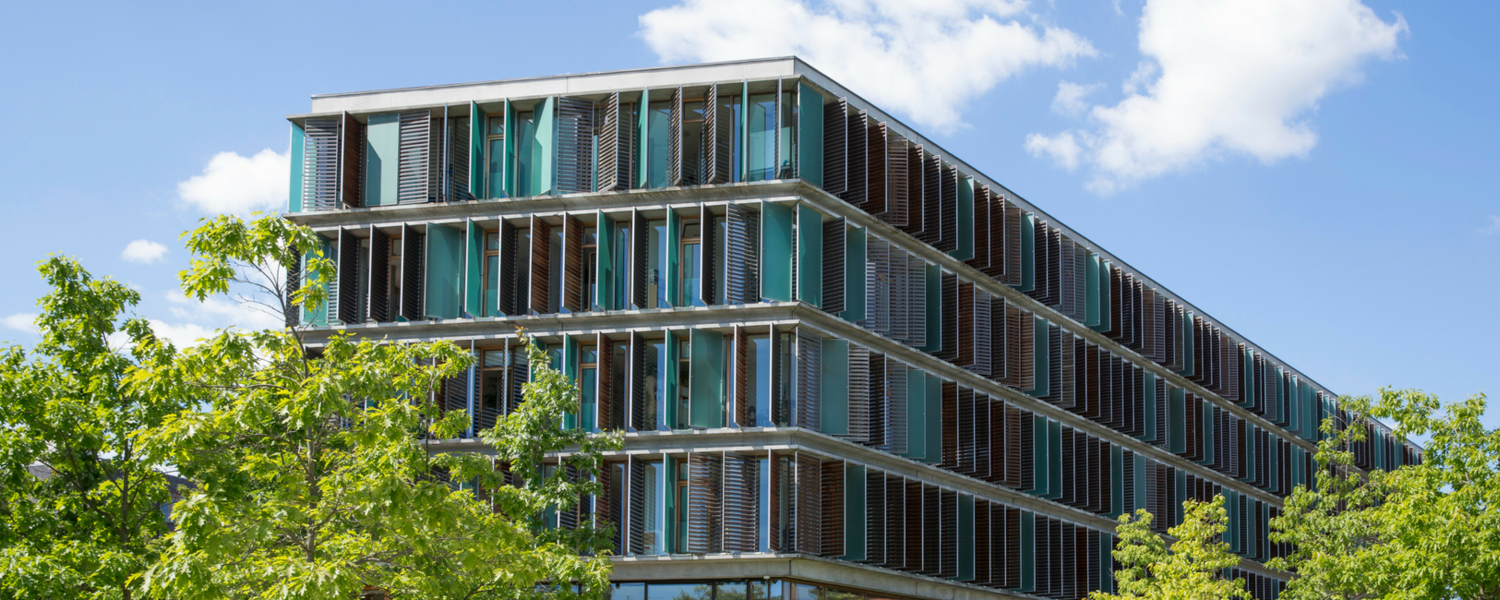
284, 58, 1420, 600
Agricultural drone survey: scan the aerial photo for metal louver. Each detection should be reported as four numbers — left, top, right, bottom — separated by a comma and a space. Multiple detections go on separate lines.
555, 97, 595, 194
865, 120, 887, 215
396, 110, 431, 205
400, 224, 423, 321
668, 88, 684, 187
685, 452, 722, 553
726, 204, 760, 304
336, 228, 360, 325
823, 97, 848, 196
722, 453, 758, 552
796, 326, 821, 430
303, 117, 340, 211
822, 218, 846, 314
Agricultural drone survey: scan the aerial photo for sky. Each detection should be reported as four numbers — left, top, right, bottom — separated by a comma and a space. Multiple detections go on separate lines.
0, 0, 1495, 429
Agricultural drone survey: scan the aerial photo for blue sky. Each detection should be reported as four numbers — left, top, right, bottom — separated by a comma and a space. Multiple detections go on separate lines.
1, 0, 1495, 428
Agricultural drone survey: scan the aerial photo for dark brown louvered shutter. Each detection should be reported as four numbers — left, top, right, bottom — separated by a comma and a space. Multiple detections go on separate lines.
967, 184, 991, 272
562, 216, 582, 312
823, 97, 848, 196
401, 224, 423, 321
367, 227, 389, 322
627, 456, 646, 555
685, 452, 722, 553
842, 110, 868, 206
722, 452, 758, 552
955, 281, 975, 367
822, 217, 846, 314
630, 210, 648, 309
865, 120, 887, 214
795, 326, 821, 430
885, 475, 906, 569
726, 203, 759, 305
506, 338, 528, 414
768, 453, 784, 552
428, 112, 444, 201
446, 111, 471, 201
497, 220, 517, 316
865, 468, 885, 564
906, 144, 926, 237
732, 326, 750, 427
885, 132, 909, 227
921, 152, 943, 245
667, 88, 684, 187
702, 85, 724, 185
336, 228, 359, 324
284, 244, 302, 326
597, 334, 614, 430
598, 93, 624, 192
903, 479, 924, 571
821, 459, 844, 557
1001, 199, 1022, 285
530, 217, 551, 314
630, 331, 647, 431
845, 344, 870, 444
792, 452, 821, 554
338, 112, 363, 208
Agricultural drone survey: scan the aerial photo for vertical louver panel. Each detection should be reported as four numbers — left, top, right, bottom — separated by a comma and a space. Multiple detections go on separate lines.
955, 281, 975, 367
726, 204, 760, 305
883, 356, 908, 454
865, 471, 887, 565
906, 145, 926, 237
631, 210, 648, 309
921, 152, 942, 245
401, 225, 423, 320
1001, 200, 1023, 286
768, 452, 784, 552
821, 459, 845, 557
562, 216, 582, 312
703, 85, 727, 185
732, 326, 749, 427
794, 452, 822, 554
842, 111, 868, 206
902, 479, 923, 571
722, 452, 758, 552
847, 344, 871, 444
366, 228, 389, 322
338, 112, 363, 208
939, 273, 958, 361
865, 120, 887, 215
428, 113, 443, 202
627, 456, 646, 555
668, 88, 684, 187
1058, 236, 1076, 319
823, 218, 846, 314
303, 117, 340, 211
937, 165, 958, 252
630, 332, 647, 431
908, 255, 928, 348
396, 110, 431, 204
939, 488, 958, 578
967, 184, 992, 272
498, 221, 518, 316
530, 217, 551, 314
700, 204, 716, 305
447, 114, 471, 201
823, 97, 847, 196
555, 98, 595, 194
336, 228, 360, 324
885, 132, 909, 227
686, 452, 722, 553
598, 93, 626, 192
990, 300, 1008, 383
972, 292, 993, 377
796, 326, 821, 430
884, 474, 904, 568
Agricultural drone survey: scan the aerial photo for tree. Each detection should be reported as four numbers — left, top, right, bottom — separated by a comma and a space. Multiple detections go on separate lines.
131, 214, 620, 599
1270, 389, 1500, 600
1090, 496, 1252, 600
0, 257, 190, 600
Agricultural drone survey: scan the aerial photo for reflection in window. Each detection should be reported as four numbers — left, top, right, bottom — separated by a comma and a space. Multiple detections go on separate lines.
513, 110, 538, 196
746, 93, 777, 182
477, 349, 505, 432
644, 340, 666, 430
648, 101, 672, 188
580, 347, 598, 432
582, 227, 598, 311
643, 461, 662, 554
748, 334, 772, 427
482, 232, 499, 317
648, 220, 669, 308
486, 116, 506, 199
676, 336, 691, 429
776, 331, 794, 426
680, 222, 703, 307
683, 101, 705, 185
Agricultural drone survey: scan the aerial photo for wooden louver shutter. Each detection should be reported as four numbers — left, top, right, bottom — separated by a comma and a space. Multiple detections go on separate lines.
597, 93, 626, 192
795, 326, 821, 430
396, 110, 430, 204
598, 334, 614, 430
685, 452, 722, 553
446, 111, 471, 201
865, 120, 887, 215
822, 217, 846, 314
885, 132, 909, 227
530, 217, 551, 314
668, 88, 684, 186
700, 204, 716, 305
338, 112, 363, 208
630, 331, 648, 431
555, 98, 595, 194
823, 97, 848, 196
793, 452, 822, 554
722, 453, 758, 552
706, 84, 731, 185
497, 220, 517, 316
336, 228, 360, 324
627, 456, 646, 555
821, 458, 844, 557
367, 227, 389, 322
562, 216, 583, 312
726, 204, 759, 305
401, 224, 423, 321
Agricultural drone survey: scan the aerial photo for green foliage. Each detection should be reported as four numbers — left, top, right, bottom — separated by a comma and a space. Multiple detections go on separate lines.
0, 256, 191, 600
129, 214, 621, 599
1091, 496, 1251, 600
1271, 389, 1500, 600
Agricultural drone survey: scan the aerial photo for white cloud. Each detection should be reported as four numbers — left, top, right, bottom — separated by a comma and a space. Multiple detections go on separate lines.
178, 149, 289, 215
1051, 81, 1101, 117
121, 239, 169, 264
3, 313, 39, 336
108, 320, 215, 351
166, 291, 282, 332
1482, 215, 1500, 235
1025, 131, 1083, 170
1027, 0, 1406, 194
639, 0, 1097, 132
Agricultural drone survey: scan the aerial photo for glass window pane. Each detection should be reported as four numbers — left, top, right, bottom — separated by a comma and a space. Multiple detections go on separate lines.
716, 582, 748, 600
648, 102, 672, 188
487, 138, 507, 198
514, 111, 537, 196
483, 255, 499, 317
682, 243, 701, 307
650, 222, 668, 308
644, 462, 662, 553
580, 368, 597, 432
746, 93, 777, 182
648, 584, 710, 600
752, 335, 772, 427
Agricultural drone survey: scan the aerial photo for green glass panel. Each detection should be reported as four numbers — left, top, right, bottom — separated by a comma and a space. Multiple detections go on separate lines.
1110, 444, 1124, 518
923, 264, 941, 353
1168, 387, 1186, 454
1174, 469, 1186, 526
842, 227, 866, 322
958, 494, 974, 581
796, 204, 823, 307
820, 339, 849, 435
424, 223, 464, 319
951, 176, 974, 261
664, 336, 679, 428
760, 202, 794, 301
1028, 415, 1047, 496
666, 210, 681, 307
597, 211, 615, 311
1085, 253, 1100, 327
465, 220, 481, 317
844, 463, 866, 561
580, 368, 597, 432
1097, 260, 1112, 332
288, 123, 303, 213
689, 329, 725, 428
1142, 372, 1157, 442
470, 102, 486, 198
1020, 511, 1035, 593
1200, 398, 1215, 466
925, 375, 941, 464
1226, 489, 1239, 553
745, 92, 778, 181
903, 369, 923, 459
1020, 213, 1035, 292
1047, 420, 1063, 500
638, 90, 650, 188
365, 113, 400, 207
1240, 424, 1257, 483
647, 100, 670, 188
534, 97, 555, 196
797, 82, 823, 186
1132, 453, 1146, 517
1179, 311, 1195, 377
1027, 318, 1049, 397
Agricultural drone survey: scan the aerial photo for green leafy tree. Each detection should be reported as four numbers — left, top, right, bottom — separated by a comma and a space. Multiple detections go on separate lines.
1091, 496, 1252, 600
1270, 389, 1500, 600
0, 257, 189, 600
130, 214, 620, 599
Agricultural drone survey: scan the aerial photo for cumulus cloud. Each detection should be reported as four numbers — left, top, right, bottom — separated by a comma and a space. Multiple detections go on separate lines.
166, 291, 283, 331
178, 149, 289, 215
3, 313, 39, 336
639, 0, 1097, 132
1025, 131, 1083, 171
1482, 215, 1500, 235
121, 239, 169, 264
1027, 0, 1406, 194
1051, 81, 1101, 117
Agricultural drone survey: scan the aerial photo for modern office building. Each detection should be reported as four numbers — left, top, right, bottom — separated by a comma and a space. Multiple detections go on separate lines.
284, 58, 1420, 600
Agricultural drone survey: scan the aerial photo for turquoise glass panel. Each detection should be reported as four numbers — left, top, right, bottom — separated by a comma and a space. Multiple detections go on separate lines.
1097, 260, 1112, 332
746, 92, 777, 181
513, 110, 537, 196
904, 369, 923, 459
597, 211, 615, 311
424, 223, 464, 319
465, 219, 481, 317
1020, 213, 1035, 292
797, 82, 823, 186
647, 101, 671, 188
666, 210, 681, 307
796, 204, 823, 307
958, 494, 975, 581
925, 375, 941, 463
534, 97, 555, 195
365, 113, 399, 206
580, 368, 597, 432
470, 102, 486, 198
844, 463, 866, 561
688, 329, 725, 428
952, 176, 974, 261
842, 227, 866, 322
288, 123, 303, 213
1168, 387, 1185, 454
820, 339, 849, 435
760, 202, 794, 301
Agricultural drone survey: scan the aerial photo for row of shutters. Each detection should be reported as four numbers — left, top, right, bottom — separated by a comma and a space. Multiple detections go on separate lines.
302, 109, 472, 210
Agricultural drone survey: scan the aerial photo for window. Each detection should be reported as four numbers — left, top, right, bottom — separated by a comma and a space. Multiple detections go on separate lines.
477, 349, 505, 431
548, 227, 563, 314
776, 331, 793, 426
715, 216, 728, 304
387, 237, 402, 318
778, 89, 796, 179
676, 336, 691, 429
647, 101, 671, 188
643, 461, 663, 554
615, 223, 630, 311
481, 232, 499, 317
747, 334, 772, 427
683, 100, 705, 185
675, 462, 689, 551
513, 110, 538, 197
718, 90, 744, 183
746, 93, 777, 182
680, 222, 703, 307
486, 116, 506, 199
582, 227, 598, 311
647, 220, 669, 308
580, 347, 598, 432
644, 339, 666, 431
